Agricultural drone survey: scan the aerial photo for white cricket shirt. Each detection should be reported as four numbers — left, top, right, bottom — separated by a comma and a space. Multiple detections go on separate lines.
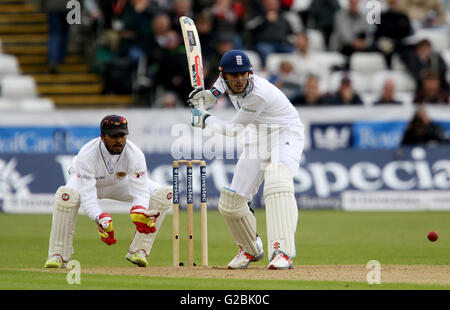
66, 137, 150, 221
206, 74, 304, 138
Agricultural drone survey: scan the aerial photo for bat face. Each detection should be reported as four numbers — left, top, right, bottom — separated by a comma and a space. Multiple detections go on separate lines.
180, 16, 204, 88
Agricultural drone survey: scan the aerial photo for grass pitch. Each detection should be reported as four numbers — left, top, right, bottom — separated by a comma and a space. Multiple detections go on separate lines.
0, 210, 449, 290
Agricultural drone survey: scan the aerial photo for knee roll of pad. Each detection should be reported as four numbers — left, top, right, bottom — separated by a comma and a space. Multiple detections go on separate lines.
149, 186, 173, 211
55, 186, 80, 209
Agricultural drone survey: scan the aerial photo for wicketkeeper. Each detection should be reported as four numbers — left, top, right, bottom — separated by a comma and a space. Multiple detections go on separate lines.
44, 115, 172, 268
188, 50, 305, 269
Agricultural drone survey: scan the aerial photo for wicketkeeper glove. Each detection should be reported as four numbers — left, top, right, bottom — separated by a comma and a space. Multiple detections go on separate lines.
188, 86, 219, 110
96, 212, 116, 245
130, 205, 160, 234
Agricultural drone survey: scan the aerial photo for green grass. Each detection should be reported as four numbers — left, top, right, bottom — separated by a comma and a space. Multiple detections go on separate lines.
0, 270, 448, 290
1, 210, 449, 290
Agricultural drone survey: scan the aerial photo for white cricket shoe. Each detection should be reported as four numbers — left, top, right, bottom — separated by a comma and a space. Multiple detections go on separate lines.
44, 254, 66, 268
268, 250, 293, 270
125, 249, 148, 267
228, 237, 264, 269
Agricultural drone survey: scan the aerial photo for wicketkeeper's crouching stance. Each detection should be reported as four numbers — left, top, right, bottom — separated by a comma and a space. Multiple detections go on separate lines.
189, 50, 304, 269
44, 115, 172, 268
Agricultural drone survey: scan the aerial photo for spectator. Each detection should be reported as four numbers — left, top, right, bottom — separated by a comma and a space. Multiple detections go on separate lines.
245, 0, 301, 67
400, 0, 447, 29
307, 0, 340, 49
154, 30, 191, 106
153, 91, 185, 108
292, 32, 321, 84
292, 74, 327, 106
401, 107, 449, 146
374, 79, 403, 105
268, 60, 303, 100
293, 32, 310, 57
413, 72, 450, 105
204, 33, 235, 88
402, 39, 449, 92
117, 0, 156, 64
84, 0, 123, 54
325, 76, 364, 105
43, 0, 71, 74
211, 0, 246, 49
331, 0, 373, 68
146, 13, 172, 63
194, 10, 215, 61
192, 0, 215, 14
374, 0, 413, 68
169, 0, 194, 30
84, 0, 113, 29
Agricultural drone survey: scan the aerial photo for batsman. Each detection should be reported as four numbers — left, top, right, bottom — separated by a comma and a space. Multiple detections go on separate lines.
188, 50, 305, 269
44, 115, 172, 268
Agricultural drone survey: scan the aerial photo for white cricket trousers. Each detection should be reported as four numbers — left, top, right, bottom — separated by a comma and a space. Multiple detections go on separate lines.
230, 129, 304, 200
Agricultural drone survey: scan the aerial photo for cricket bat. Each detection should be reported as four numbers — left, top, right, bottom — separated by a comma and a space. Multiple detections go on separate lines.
179, 16, 205, 109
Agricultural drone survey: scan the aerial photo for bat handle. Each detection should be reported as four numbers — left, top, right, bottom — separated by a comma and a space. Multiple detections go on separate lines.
198, 97, 205, 110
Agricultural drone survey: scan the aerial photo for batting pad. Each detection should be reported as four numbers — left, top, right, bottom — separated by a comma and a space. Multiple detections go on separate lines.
218, 188, 260, 256
128, 186, 172, 256
263, 163, 298, 260
48, 186, 80, 262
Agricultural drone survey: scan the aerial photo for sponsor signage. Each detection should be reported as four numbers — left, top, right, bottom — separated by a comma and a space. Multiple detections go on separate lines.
1, 146, 450, 213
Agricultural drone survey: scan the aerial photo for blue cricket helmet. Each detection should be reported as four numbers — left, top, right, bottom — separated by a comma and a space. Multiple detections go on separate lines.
219, 50, 253, 73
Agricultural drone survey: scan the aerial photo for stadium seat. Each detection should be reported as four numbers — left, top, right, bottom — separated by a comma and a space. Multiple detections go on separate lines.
265, 53, 295, 74
306, 29, 325, 52
265, 53, 327, 90
20, 98, 55, 111
391, 54, 407, 71
1, 75, 37, 100
414, 29, 449, 52
372, 70, 416, 93
442, 50, 450, 68
360, 92, 379, 106
328, 71, 371, 93
312, 52, 346, 72
350, 52, 388, 72
243, 50, 262, 72
441, 50, 450, 84
0, 98, 17, 110
0, 54, 20, 80
395, 92, 414, 106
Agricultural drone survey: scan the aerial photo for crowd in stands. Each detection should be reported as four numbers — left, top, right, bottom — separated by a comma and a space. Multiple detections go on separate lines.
64, 0, 449, 107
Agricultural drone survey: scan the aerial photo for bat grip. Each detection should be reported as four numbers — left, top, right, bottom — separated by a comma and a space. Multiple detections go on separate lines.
198, 97, 205, 110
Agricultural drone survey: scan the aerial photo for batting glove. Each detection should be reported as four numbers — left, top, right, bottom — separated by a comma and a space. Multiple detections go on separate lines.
96, 212, 116, 245
191, 108, 211, 129
188, 86, 219, 110
130, 205, 160, 234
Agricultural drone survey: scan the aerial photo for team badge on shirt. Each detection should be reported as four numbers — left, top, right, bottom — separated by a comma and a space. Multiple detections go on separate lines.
134, 171, 146, 178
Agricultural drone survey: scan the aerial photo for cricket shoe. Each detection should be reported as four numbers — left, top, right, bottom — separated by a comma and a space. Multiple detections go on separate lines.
125, 249, 148, 267
228, 237, 264, 269
44, 254, 66, 268
268, 250, 293, 270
